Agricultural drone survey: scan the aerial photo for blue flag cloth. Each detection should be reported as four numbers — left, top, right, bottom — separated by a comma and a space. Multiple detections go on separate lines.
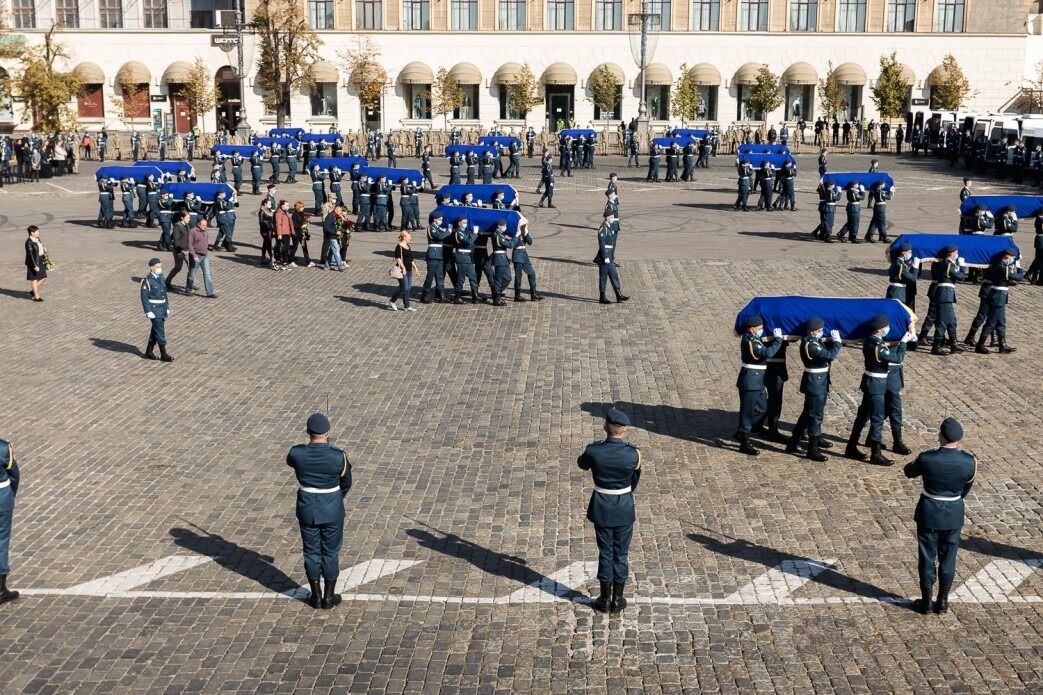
308, 156, 368, 173
445, 144, 499, 159
436, 184, 518, 206
267, 128, 305, 138
432, 205, 525, 236
670, 128, 710, 139
252, 137, 300, 148
211, 144, 262, 158
299, 133, 343, 144
737, 153, 797, 170
958, 194, 1043, 218
889, 233, 1020, 268
160, 182, 236, 204
133, 160, 195, 178
737, 144, 790, 156
559, 129, 598, 139
652, 136, 700, 149
360, 166, 423, 186
820, 172, 895, 191
735, 296, 915, 341
478, 136, 522, 149
96, 165, 164, 183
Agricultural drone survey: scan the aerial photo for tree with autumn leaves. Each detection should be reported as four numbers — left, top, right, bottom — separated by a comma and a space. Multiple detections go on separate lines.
251, 0, 320, 127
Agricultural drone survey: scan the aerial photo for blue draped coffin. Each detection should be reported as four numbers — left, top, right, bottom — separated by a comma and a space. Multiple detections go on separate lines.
652, 136, 699, 149
958, 195, 1043, 218
96, 165, 163, 183
299, 132, 343, 144
559, 129, 598, 139
670, 128, 710, 139
360, 166, 423, 186
432, 205, 525, 236
268, 128, 305, 138
735, 296, 915, 341
308, 156, 368, 173
211, 144, 262, 158
820, 172, 895, 191
436, 184, 518, 206
889, 234, 1020, 268
478, 136, 522, 149
252, 137, 300, 149
160, 182, 236, 204
737, 144, 790, 156
737, 153, 797, 169
133, 160, 194, 178
445, 144, 500, 159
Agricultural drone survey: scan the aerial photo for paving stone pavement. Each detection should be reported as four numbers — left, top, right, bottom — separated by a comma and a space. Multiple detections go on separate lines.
0, 153, 1041, 693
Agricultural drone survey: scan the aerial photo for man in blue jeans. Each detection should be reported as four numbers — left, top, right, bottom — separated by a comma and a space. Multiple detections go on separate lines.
322, 207, 344, 271
185, 218, 216, 298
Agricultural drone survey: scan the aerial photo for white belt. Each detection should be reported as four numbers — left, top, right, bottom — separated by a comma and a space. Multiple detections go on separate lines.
992, 286, 1009, 291
494, 250, 506, 254
148, 299, 166, 304
826, 202, 836, 206
603, 245, 614, 249
766, 358, 785, 363
594, 485, 632, 495
922, 491, 961, 502
804, 367, 829, 374
455, 249, 471, 253
889, 282, 906, 288
864, 371, 887, 378
936, 283, 955, 288
428, 243, 442, 247
299, 485, 340, 494
742, 364, 767, 370
0, 480, 9, 489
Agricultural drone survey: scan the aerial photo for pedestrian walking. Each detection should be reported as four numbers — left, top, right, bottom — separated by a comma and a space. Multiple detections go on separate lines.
185, 219, 216, 298
388, 230, 418, 312
24, 225, 48, 302
166, 211, 190, 291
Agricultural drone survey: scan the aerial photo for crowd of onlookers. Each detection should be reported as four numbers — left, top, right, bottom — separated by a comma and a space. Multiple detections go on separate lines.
0, 133, 78, 184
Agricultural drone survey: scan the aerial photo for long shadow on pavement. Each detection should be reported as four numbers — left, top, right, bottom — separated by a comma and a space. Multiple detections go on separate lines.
405, 527, 585, 602
170, 526, 304, 599
90, 337, 141, 356
580, 400, 746, 451
688, 530, 909, 605
962, 536, 1043, 561
336, 294, 391, 310
0, 287, 32, 300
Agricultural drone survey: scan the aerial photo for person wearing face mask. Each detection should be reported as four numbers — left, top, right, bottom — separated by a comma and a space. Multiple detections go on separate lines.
864, 181, 891, 243
490, 220, 513, 307
996, 207, 1018, 237
928, 245, 968, 356
212, 190, 237, 253
451, 217, 480, 304
735, 316, 784, 457
595, 211, 628, 305
786, 318, 843, 462
845, 314, 912, 466
975, 248, 1024, 354
140, 257, 173, 361
886, 243, 919, 306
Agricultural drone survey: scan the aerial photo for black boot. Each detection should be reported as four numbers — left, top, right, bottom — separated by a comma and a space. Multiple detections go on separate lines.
988, 334, 997, 347
737, 432, 760, 456
963, 329, 977, 347
784, 432, 803, 455
452, 291, 464, 305
614, 289, 630, 302
599, 293, 611, 304
931, 337, 946, 355
934, 582, 951, 614
0, 575, 19, 605
869, 443, 894, 467
912, 584, 932, 614
891, 428, 911, 456
806, 436, 828, 462
159, 346, 174, 362
592, 581, 611, 613
975, 335, 990, 354
816, 436, 833, 449
470, 289, 479, 304
144, 340, 157, 360
530, 288, 543, 301
610, 582, 627, 613
998, 337, 1016, 354
948, 338, 964, 353
307, 579, 322, 609
514, 289, 527, 302
420, 290, 431, 304
845, 432, 867, 461
914, 332, 928, 350
493, 293, 507, 306
434, 289, 444, 303
321, 579, 342, 609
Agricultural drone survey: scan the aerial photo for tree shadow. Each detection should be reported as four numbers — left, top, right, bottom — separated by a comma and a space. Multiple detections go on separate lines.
688, 529, 909, 605
169, 526, 305, 600
335, 294, 391, 310
962, 536, 1043, 562
405, 527, 585, 602
89, 337, 142, 356
0, 287, 32, 300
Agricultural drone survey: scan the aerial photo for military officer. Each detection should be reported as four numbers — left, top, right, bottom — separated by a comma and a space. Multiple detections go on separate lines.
413, 127, 423, 157
465, 149, 478, 184
975, 248, 1024, 354
157, 191, 175, 251
929, 245, 968, 355
386, 138, 397, 168
421, 145, 435, 189
864, 181, 892, 243
98, 176, 116, 228
844, 314, 911, 466
818, 147, 828, 176
120, 176, 136, 228
400, 176, 420, 231
508, 222, 541, 302
490, 220, 513, 306
375, 129, 384, 159
627, 133, 640, 168
451, 216, 480, 304
996, 206, 1018, 237
735, 316, 784, 456
249, 148, 263, 195
448, 150, 463, 186
785, 318, 843, 462
329, 165, 344, 207
286, 412, 353, 610
145, 174, 161, 228
140, 257, 173, 362
837, 182, 865, 242
0, 436, 20, 605
184, 131, 194, 161
230, 151, 244, 194
131, 131, 141, 161
560, 138, 573, 177
903, 417, 976, 615
596, 212, 628, 305
886, 243, 920, 306
310, 164, 326, 212
606, 172, 619, 197
135, 174, 149, 218
356, 173, 372, 230
665, 142, 679, 182
604, 190, 620, 220
734, 158, 753, 211
755, 161, 775, 211
646, 141, 661, 182
680, 141, 695, 181
268, 142, 282, 183
372, 178, 390, 231
158, 133, 167, 160
97, 130, 108, 161
481, 151, 495, 184
774, 160, 797, 211
507, 139, 521, 178
421, 212, 452, 303
537, 158, 555, 208
697, 137, 710, 169
756, 332, 788, 442
577, 406, 641, 614
525, 126, 536, 158
213, 189, 237, 252
184, 190, 202, 230
285, 141, 299, 183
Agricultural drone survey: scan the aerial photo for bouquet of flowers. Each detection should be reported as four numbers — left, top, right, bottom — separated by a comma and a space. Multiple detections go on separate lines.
43, 252, 55, 270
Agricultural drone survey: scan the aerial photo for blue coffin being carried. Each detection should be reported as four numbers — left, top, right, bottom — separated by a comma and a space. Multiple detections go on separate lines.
734, 296, 916, 342
133, 160, 194, 180
96, 165, 164, 183
736, 153, 797, 170
958, 194, 1043, 218
478, 136, 522, 149
670, 128, 710, 139
360, 166, 424, 186
299, 132, 344, 145
445, 144, 500, 159
436, 184, 519, 207
821, 172, 895, 191
211, 144, 262, 159
737, 144, 790, 156
308, 156, 368, 173
888, 234, 1020, 268
431, 205, 526, 236
160, 182, 236, 204
268, 127, 305, 138
559, 129, 598, 140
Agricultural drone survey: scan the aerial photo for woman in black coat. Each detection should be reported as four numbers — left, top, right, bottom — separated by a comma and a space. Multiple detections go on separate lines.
24, 225, 47, 301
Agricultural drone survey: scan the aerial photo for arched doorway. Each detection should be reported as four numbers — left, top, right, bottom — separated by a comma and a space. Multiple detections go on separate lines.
215, 66, 241, 134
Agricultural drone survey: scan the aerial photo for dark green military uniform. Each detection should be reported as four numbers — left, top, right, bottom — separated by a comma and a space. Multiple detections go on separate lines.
786, 319, 842, 461
735, 316, 783, 455
845, 315, 905, 466
0, 437, 20, 604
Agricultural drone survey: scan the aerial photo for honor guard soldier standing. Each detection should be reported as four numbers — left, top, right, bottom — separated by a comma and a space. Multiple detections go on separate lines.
844, 314, 910, 465
157, 191, 175, 250
886, 243, 920, 305
509, 223, 541, 302
975, 248, 1024, 354
184, 131, 195, 160
414, 127, 423, 157
421, 145, 435, 189
577, 407, 641, 614
386, 138, 397, 168
268, 142, 282, 184
837, 182, 865, 242
329, 165, 344, 207
864, 181, 892, 242
537, 157, 555, 208
491, 220, 513, 306
904, 417, 976, 614
230, 151, 244, 194
98, 176, 116, 228
646, 141, 662, 182
140, 257, 173, 362
735, 316, 784, 456
929, 245, 968, 355
451, 216, 480, 303
286, 412, 353, 610
0, 436, 20, 605
818, 148, 828, 176
421, 212, 452, 303
734, 159, 753, 211
249, 148, 263, 195
526, 126, 536, 158
310, 164, 326, 212
131, 131, 141, 161
596, 211, 628, 304
285, 142, 299, 183
786, 319, 842, 462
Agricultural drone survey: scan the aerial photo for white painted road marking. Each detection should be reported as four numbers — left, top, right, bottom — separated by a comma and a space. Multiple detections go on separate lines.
724, 559, 835, 605
497, 561, 598, 604
338, 559, 424, 590
950, 558, 1043, 603
64, 555, 214, 596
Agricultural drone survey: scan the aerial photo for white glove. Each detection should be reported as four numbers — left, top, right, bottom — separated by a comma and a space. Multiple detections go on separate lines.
829, 329, 842, 343
912, 257, 921, 269
146, 312, 156, 319
900, 332, 913, 343
772, 327, 783, 339
1015, 258, 1022, 269
957, 256, 966, 267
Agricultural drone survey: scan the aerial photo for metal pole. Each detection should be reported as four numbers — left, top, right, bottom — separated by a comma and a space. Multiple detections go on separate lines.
234, 0, 250, 138
638, 2, 647, 120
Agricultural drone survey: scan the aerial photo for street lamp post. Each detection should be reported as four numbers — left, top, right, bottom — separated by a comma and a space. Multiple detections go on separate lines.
234, 0, 252, 139
627, 1, 660, 143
